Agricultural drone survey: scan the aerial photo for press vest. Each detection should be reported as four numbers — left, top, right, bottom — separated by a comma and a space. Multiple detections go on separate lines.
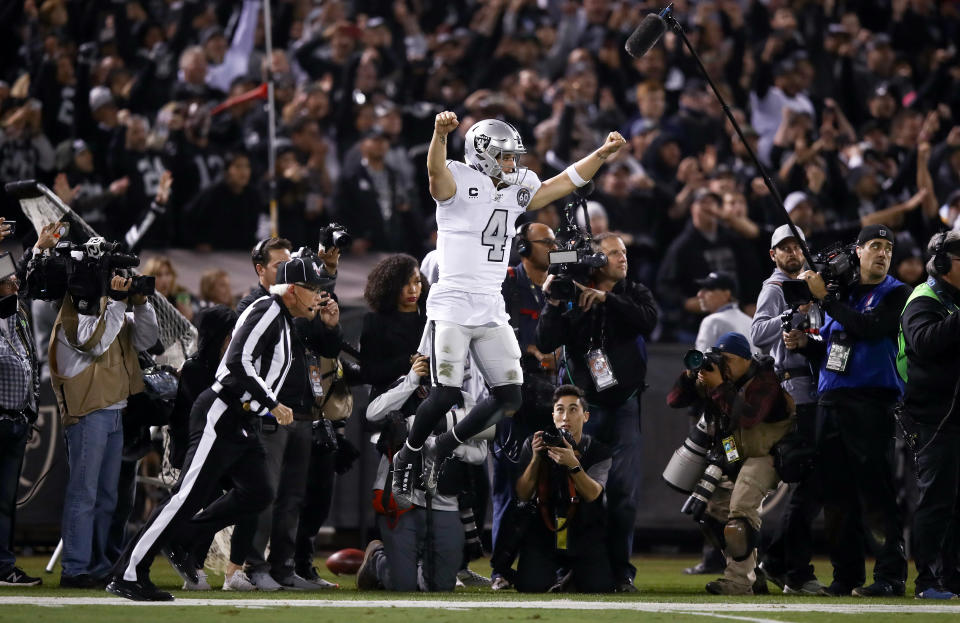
49, 296, 144, 426
817, 275, 905, 397
897, 277, 958, 383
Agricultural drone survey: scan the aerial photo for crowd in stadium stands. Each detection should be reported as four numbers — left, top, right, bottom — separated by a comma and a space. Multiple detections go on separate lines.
1, 0, 960, 601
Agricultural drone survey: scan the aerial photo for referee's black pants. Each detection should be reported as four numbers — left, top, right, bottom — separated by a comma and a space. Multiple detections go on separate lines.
817, 394, 907, 591
114, 389, 275, 583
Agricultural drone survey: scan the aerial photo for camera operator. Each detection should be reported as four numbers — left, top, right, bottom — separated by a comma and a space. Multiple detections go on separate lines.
536, 232, 658, 592
667, 333, 795, 596
357, 354, 488, 592
789, 225, 910, 597
230, 237, 342, 591
511, 385, 614, 593
897, 231, 960, 599
48, 266, 158, 588
491, 221, 559, 589
750, 224, 824, 595
0, 257, 42, 587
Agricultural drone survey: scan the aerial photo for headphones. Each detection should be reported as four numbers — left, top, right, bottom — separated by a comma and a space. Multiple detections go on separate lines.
932, 232, 952, 275
515, 222, 532, 258
252, 237, 272, 267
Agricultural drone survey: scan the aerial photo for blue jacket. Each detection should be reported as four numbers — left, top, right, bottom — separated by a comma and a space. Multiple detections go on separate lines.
817, 275, 906, 397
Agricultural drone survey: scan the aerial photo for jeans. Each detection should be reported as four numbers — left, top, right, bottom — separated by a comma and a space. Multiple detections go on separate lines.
62, 408, 124, 578
912, 423, 960, 595
583, 396, 642, 583
0, 415, 30, 574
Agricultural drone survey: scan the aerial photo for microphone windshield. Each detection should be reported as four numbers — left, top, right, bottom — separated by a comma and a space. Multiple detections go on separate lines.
625, 13, 667, 59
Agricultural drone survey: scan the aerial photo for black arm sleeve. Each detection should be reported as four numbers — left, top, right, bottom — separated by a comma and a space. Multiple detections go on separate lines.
901, 295, 960, 359
604, 281, 659, 337
535, 304, 568, 353
822, 285, 911, 341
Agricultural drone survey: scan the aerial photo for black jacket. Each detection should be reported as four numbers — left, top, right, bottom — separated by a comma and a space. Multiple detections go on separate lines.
900, 277, 960, 427
237, 283, 343, 415
535, 279, 658, 408
359, 309, 425, 401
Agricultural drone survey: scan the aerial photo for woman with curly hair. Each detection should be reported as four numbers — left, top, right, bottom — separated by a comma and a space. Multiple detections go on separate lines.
360, 254, 428, 400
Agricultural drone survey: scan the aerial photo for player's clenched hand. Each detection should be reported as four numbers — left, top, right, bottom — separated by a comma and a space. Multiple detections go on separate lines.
597, 131, 626, 159
434, 111, 459, 136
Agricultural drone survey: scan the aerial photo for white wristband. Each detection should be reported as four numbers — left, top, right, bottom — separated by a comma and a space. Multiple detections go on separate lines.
565, 164, 588, 188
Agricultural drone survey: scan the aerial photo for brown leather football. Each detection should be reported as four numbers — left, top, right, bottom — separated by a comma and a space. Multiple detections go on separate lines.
325, 548, 365, 575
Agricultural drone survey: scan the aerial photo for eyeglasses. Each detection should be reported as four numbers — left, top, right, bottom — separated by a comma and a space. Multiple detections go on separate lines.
530, 238, 557, 248
294, 282, 323, 293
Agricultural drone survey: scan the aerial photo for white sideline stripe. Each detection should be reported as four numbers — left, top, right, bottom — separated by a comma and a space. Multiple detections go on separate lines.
1, 597, 960, 614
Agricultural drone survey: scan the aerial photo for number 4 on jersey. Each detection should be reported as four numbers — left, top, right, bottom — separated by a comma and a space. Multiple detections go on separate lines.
481, 209, 509, 262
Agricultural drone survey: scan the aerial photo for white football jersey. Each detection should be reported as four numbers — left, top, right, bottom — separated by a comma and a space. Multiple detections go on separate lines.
433, 160, 542, 296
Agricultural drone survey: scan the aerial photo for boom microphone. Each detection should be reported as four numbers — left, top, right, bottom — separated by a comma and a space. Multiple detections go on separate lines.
624, 5, 672, 59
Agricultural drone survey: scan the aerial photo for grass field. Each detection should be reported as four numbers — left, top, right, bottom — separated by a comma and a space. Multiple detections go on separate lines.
2, 554, 959, 622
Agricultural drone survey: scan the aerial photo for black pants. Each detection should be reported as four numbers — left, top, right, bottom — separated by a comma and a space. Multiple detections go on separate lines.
515, 520, 615, 593
762, 402, 822, 586
294, 440, 336, 571
113, 389, 274, 582
817, 396, 907, 589
912, 422, 960, 595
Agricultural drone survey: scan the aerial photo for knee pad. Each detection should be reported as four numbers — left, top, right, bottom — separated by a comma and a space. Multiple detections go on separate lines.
723, 517, 759, 562
491, 384, 523, 416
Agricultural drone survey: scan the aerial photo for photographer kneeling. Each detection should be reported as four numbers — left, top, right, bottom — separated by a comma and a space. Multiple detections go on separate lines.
666, 333, 794, 596
536, 232, 658, 591
513, 385, 613, 593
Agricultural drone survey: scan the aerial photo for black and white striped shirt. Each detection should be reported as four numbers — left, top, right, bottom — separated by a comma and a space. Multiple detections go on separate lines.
213, 295, 293, 416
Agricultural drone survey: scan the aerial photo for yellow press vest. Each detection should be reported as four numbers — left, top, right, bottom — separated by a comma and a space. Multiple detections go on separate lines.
48, 296, 145, 426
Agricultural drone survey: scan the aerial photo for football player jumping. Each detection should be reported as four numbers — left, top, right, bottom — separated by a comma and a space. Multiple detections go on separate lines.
391, 110, 625, 506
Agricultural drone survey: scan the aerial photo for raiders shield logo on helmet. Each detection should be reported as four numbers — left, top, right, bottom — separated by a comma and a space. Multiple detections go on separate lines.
474, 133, 491, 153
517, 187, 531, 208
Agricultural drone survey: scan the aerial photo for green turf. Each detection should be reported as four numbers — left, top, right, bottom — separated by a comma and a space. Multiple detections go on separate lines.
1, 554, 959, 622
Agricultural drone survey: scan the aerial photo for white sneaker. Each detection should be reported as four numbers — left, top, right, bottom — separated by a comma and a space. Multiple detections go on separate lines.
183, 569, 211, 590
248, 570, 283, 591
222, 570, 256, 592
456, 568, 492, 588
784, 578, 828, 596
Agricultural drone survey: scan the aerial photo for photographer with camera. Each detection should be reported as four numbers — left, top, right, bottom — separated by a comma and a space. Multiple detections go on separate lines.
897, 231, 960, 599
536, 232, 658, 592
226, 237, 343, 591
47, 247, 159, 588
789, 225, 910, 597
357, 353, 488, 592
508, 384, 613, 593
0, 254, 42, 587
667, 333, 795, 595
750, 224, 824, 595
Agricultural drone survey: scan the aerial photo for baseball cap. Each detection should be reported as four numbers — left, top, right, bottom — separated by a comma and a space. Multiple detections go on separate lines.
200, 26, 225, 45
695, 272, 738, 296
72, 139, 90, 155
866, 33, 892, 51
783, 191, 810, 214
713, 332, 752, 360
770, 223, 806, 249
857, 224, 895, 246
89, 86, 114, 112
275, 257, 335, 289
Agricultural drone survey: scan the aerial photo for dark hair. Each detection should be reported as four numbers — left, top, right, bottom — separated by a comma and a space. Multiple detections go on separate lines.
251, 237, 292, 268
552, 384, 587, 411
363, 254, 424, 313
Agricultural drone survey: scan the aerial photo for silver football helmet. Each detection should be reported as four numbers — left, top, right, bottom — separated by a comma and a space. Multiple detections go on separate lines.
464, 119, 528, 184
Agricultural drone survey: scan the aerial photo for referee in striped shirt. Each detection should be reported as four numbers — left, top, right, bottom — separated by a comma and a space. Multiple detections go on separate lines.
107, 258, 326, 601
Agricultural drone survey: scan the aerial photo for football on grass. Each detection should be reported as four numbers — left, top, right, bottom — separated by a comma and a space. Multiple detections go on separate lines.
325, 548, 365, 575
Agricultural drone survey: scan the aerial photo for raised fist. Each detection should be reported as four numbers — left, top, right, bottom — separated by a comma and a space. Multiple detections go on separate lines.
597, 131, 626, 159
434, 111, 459, 136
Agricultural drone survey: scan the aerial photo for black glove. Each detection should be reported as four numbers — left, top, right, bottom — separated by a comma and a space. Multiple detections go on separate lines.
333, 433, 360, 474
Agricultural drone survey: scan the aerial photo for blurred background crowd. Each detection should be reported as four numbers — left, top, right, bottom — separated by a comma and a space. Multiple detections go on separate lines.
0, 0, 959, 339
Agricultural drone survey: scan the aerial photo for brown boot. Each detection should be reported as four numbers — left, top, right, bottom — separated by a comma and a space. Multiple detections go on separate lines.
706, 578, 754, 595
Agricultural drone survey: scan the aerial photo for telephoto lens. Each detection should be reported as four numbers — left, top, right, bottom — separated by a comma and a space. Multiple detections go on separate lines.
662, 415, 712, 493
459, 499, 484, 560
681, 462, 723, 521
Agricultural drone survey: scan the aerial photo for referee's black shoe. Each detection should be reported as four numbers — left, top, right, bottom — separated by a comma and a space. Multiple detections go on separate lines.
106, 578, 174, 601
163, 544, 199, 585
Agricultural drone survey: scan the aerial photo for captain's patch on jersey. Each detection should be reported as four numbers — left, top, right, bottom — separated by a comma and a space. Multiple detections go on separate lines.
517, 187, 531, 208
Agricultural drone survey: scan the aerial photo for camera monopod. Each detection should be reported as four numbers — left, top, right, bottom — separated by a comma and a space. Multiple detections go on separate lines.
625, 3, 815, 268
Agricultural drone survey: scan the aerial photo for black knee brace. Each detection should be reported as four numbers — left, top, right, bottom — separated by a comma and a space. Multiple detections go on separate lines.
723, 517, 759, 562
